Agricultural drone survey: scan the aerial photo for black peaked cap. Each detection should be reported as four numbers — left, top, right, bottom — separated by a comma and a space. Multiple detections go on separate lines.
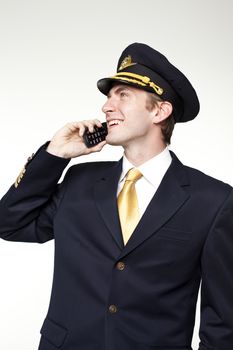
97, 43, 200, 123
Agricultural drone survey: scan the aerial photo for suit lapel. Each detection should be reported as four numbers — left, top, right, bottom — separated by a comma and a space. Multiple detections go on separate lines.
119, 152, 191, 258
93, 160, 124, 249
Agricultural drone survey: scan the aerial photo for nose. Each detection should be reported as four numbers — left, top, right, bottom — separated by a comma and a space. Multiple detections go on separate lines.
102, 97, 116, 114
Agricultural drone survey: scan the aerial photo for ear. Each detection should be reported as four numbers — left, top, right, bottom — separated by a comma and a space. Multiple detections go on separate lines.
152, 101, 173, 124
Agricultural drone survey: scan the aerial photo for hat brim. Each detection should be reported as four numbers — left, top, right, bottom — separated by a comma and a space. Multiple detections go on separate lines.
97, 74, 199, 123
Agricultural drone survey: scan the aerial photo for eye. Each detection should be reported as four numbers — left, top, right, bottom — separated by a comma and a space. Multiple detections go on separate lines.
120, 91, 128, 98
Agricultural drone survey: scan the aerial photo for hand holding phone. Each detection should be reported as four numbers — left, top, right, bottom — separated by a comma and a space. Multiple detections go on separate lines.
83, 122, 108, 148
47, 120, 107, 159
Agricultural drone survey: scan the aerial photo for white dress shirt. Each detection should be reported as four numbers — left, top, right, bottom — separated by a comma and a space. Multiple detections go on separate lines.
117, 147, 172, 218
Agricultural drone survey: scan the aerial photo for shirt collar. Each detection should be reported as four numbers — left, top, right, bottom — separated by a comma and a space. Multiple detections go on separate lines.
120, 147, 172, 187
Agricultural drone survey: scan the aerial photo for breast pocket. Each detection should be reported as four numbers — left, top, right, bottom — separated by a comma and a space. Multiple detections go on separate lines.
156, 226, 191, 243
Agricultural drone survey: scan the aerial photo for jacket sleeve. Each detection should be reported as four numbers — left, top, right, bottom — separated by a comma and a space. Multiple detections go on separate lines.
199, 188, 233, 349
0, 144, 70, 243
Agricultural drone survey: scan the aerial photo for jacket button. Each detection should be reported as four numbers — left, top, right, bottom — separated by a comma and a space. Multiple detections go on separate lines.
109, 305, 118, 314
116, 261, 125, 270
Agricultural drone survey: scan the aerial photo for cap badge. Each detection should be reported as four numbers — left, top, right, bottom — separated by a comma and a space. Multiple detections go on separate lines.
118, 55, 136, 71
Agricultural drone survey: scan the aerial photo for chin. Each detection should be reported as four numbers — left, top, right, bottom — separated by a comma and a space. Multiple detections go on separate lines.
106, 136, 125, 146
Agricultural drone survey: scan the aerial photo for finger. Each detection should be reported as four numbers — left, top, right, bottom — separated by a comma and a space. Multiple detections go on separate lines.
66, 122, 84, 134
84, 119, 103, 133
70, 119, 103, 137
72, 121, 91, 137
93, 119, 103, 128
69, 121, 87, 138
85, 119, 101, 133
77, 121, 96, 138
76, 120, 94, 134
78, 124, 86, 137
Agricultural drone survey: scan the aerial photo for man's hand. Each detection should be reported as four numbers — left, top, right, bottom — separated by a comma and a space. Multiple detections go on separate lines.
46, 119, 107, 159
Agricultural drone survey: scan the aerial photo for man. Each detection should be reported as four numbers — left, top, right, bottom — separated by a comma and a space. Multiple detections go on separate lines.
0, 43, 232, 350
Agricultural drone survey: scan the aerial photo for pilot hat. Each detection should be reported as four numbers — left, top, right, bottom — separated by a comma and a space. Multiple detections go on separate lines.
97, 43, 200, 122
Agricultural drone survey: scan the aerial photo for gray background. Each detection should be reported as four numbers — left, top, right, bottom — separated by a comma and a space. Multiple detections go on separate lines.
0, 0, 232, 349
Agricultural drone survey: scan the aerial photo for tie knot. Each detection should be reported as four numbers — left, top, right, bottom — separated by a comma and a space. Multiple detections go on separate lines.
125, 168, 142, 182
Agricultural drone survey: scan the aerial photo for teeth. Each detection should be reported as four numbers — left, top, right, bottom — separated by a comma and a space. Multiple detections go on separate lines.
109, 120, 123, 126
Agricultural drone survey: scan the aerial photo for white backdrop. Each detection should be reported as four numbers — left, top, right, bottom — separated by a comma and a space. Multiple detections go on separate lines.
0, 0, 232, 349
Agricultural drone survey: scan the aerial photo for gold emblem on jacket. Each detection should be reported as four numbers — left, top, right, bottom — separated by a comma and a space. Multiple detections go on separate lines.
14, 167, 26, 188
14, 153, 35, 188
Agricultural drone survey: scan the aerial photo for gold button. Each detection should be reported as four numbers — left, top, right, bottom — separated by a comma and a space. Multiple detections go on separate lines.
109, 305, 117, 314
116, 261, 125, 270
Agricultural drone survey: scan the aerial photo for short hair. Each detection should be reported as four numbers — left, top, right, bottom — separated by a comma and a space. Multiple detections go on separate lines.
146, 93, 175, 145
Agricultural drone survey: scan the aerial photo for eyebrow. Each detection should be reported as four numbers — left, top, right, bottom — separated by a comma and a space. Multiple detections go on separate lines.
107, 86, 130, 98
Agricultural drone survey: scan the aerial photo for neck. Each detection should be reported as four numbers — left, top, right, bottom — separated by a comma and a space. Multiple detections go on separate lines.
124, 143, 167, 167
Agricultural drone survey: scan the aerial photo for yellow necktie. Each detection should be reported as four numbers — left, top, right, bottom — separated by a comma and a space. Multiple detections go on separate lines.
117, 168, 142, 245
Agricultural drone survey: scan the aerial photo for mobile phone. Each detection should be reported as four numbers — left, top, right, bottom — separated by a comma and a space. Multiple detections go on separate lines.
83, 122, 108, 148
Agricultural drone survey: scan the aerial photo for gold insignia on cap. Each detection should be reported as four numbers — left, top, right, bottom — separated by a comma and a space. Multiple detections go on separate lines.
110, 72, 164, 95
118, 55, 136, 71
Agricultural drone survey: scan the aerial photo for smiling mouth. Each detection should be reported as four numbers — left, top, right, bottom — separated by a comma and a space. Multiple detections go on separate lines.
108, 119, 124, 127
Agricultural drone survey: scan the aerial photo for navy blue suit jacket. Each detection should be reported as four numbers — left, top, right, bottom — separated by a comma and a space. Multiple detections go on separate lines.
0, 145, 233, 350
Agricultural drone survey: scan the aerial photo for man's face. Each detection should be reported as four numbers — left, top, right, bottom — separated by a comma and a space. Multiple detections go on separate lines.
102, 84, 156, 148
